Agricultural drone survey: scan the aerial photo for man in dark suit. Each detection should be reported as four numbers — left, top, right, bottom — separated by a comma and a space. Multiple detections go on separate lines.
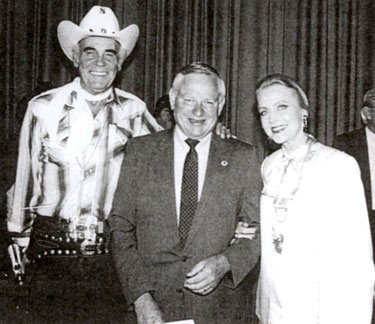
333, 89, 375, 243
333, 88, 375, 324
109, 62, 262, 324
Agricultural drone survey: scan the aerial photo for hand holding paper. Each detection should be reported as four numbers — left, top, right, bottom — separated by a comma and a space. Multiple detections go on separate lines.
134, 292, 163, 324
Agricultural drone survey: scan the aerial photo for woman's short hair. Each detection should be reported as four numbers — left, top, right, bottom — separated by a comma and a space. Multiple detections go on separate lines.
255, 73, 309, 111
171, 62, 226, 100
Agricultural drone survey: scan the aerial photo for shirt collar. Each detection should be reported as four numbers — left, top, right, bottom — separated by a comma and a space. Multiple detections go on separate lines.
64, 77, 118, 109
174, 125, 212, 149
281, 142, 309, 161
366, 126, 375, 145
280, 134, 316, 163
108, 88, 120, 105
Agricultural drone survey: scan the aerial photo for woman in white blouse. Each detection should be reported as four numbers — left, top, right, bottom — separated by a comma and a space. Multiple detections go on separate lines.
236, 74, 375, 324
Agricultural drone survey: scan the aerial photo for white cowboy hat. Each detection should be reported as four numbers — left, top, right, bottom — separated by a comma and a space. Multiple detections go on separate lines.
57, 6, 139, 64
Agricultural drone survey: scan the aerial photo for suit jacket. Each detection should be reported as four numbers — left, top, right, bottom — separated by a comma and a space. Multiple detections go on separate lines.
109, 129, 262, 324
333, 128, 375, 247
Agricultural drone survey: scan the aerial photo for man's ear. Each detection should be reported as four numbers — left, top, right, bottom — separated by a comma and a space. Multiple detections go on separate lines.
116, 50, 126, 71
169, 88, 176, 111
72, 44, 80, 68
72, 53, 79, 68
218, 96, 226, 115
361, 107, 370, 124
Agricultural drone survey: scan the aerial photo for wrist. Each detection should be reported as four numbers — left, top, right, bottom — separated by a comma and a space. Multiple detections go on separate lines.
11, 237, 30, 249
218, 254, 231, 274
134, 292, 153, 310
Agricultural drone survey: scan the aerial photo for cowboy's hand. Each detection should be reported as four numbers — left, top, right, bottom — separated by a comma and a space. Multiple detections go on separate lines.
184, 254, 230, 295
134, 292, 164, 324
216, 122, 233, 139
8, 236, 30, 275
234, 221, 258, 240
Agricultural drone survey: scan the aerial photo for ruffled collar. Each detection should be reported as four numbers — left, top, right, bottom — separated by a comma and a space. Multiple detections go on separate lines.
281, 134, 317, 163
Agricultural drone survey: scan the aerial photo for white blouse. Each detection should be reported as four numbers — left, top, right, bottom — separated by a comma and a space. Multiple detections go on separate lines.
256, 139, 375, 324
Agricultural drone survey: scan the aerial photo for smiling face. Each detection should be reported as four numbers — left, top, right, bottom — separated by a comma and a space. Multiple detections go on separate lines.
257, 84, 307, 151
170, 73, 224, 139
73, 36, 121, 94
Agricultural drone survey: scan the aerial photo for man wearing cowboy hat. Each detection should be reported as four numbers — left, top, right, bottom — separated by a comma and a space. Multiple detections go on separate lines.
6, 5, 162, 322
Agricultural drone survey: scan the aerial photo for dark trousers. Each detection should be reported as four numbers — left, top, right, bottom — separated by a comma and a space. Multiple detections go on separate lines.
22, 216, 129, 323
26, 253, 128, 324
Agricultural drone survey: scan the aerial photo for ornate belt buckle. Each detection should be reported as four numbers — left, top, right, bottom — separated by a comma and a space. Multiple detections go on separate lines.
80, 239, 96, 256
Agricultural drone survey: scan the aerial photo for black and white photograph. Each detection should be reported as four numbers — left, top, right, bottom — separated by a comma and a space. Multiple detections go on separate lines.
1, 1, 375, 323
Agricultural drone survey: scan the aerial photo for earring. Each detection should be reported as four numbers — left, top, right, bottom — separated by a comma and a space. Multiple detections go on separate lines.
303, 115, 308, 133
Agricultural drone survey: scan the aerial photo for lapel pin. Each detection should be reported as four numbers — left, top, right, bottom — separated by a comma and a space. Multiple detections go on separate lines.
221, 160, 228, 167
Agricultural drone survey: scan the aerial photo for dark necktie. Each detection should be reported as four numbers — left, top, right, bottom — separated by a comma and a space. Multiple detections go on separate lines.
179, 138, 199, 247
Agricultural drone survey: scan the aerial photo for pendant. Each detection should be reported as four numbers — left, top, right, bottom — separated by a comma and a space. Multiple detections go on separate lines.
273, 234, 284, 254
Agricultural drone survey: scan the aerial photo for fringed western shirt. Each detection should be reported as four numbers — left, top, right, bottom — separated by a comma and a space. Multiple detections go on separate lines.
7, 77, 162, 240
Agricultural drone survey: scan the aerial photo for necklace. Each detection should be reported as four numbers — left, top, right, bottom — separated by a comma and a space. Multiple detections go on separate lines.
272, 135, 316, 253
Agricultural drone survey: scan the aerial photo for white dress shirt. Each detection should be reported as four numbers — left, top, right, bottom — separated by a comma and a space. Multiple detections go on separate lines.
173, 126, 211, 223
365, 127, 375, 209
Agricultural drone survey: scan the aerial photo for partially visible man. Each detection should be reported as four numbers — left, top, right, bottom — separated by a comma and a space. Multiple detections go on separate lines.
110, 62, 262, 324
333, 89, 375, 324
333, 89, 375, 243
6, 6, 162, 322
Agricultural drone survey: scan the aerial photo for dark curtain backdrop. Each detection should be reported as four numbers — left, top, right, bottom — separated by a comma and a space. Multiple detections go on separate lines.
1, 0, 374, 289
2, 0, 375, 149
0, 0, 374, 292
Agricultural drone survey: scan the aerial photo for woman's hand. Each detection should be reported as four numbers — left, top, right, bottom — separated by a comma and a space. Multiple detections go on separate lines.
234, 221, 258, 240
